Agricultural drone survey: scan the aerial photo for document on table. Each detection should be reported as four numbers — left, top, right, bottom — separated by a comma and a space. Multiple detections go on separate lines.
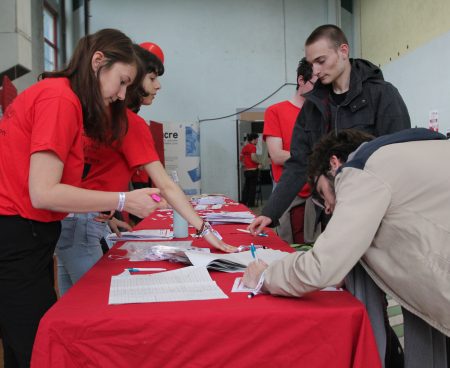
106, 229, 173, 242
109, 266, 228, 304
119, 240, 194, 251
231, 277, 254, 292
203, 211, 255, 224
196, 196, 226, 205
184, 249, 289, 273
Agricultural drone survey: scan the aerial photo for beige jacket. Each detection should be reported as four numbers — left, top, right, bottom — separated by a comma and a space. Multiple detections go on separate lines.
263, 140, 450, 336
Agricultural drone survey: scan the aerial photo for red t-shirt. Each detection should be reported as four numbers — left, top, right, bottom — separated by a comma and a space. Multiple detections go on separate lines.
82, 109, 160, 191
131, 168, 150, 184
263, 100, 310, 197
0, 78, 84, 221
241, 143, 258, 170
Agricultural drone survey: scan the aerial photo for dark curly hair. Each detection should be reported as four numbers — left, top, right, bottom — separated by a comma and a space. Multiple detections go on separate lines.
296, 57, 313, 90
127, 44, 165, 112
307, 129, 374, 186
246, 133, 259, 142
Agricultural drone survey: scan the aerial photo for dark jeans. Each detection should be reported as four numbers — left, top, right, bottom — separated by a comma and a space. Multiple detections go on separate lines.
0, 215, 60, 368
241, 169, 258, 207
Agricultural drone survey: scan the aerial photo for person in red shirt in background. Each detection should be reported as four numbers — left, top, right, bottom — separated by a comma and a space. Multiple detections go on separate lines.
263, 58, 318, 244
240, 133, 260, 207
55, 42, 237, 296
0, 29, 162, 368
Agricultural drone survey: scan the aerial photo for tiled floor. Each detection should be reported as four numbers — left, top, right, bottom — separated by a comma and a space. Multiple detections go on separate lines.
388, 296, 405, 347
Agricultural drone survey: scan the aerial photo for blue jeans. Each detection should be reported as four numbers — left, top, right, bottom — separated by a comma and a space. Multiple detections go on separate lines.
55, 213, 107, 296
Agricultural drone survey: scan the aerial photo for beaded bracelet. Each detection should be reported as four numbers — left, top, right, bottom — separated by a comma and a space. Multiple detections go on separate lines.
116, 192, 126, 212
195, 221, 223, 240
195, 221, 211, 237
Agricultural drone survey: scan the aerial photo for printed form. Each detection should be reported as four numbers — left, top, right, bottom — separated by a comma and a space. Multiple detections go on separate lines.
109, 266, 228, 304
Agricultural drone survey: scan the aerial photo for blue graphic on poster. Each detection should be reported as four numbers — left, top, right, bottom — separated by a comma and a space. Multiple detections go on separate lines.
188, 167, 201, 182
185, 126, 199, 157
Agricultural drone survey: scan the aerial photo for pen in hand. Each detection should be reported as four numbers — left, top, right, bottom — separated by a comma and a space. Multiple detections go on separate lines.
248, 243, 260, 299
250, 243, 259, 262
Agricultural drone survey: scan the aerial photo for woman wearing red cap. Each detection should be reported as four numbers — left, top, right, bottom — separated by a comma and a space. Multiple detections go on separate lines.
127, 44, 237, 251
0, 29, 162, 367
128, 41, 165, 197
55, 42, 236, 297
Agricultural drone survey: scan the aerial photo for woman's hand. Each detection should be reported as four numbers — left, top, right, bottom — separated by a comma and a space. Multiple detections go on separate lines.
94, 211, 114, 222
204, 232, 237, 253
108, 217, 132, 237
124, 188, 167, 218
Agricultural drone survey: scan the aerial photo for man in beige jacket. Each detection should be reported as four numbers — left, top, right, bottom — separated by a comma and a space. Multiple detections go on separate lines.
244, 128, 450, 368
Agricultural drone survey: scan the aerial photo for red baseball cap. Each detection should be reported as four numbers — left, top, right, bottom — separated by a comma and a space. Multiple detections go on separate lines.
139, 42, 164, 64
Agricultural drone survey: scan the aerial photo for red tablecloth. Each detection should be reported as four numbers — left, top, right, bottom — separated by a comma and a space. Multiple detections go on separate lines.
31, 203, 381, 368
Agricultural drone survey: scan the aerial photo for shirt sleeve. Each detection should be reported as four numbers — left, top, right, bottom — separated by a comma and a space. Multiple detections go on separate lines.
263, 167, 392, 297
261, 108, 310, 225
30, 96, 81, 162
122, 114, 160, 169
375, 83, 411, 135
263, 106, 282, 139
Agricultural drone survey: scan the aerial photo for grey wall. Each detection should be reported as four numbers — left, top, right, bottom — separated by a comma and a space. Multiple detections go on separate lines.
382, 30, 450, 135
90, 0, 330, 199
0, 0, 44, 92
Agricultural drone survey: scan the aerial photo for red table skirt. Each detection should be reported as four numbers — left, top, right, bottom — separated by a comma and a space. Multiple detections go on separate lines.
32, 203, 381, 367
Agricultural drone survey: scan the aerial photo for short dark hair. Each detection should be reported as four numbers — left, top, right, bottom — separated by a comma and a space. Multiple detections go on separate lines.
305, 24, 349, 49
40, 28, 138, 145
127, 44, 165, 112
246, 133, 259, 142
296, 57, 313, 90
307, 129, 374, 184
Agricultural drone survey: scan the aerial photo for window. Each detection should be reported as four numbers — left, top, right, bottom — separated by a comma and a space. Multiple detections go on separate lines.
43, 4, 58, 71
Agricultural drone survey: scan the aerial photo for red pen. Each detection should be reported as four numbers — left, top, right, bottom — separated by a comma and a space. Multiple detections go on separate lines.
151, 194, 161, 202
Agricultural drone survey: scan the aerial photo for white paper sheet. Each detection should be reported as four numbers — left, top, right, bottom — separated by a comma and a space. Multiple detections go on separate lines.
231, 277, 254, 292
106, 229, 173, 242
184, 249, 289, 273
109, 266, 228, 304
204, 211, 255, 224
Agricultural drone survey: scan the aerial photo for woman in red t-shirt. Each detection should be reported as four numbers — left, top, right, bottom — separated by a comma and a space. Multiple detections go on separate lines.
240, 133, 260, 207
126, 44, 236, 252
54, 43, 236, 297
0, 29, 164, 367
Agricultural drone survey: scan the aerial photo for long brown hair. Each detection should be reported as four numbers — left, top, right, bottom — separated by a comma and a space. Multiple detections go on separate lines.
40, 28, 140, 145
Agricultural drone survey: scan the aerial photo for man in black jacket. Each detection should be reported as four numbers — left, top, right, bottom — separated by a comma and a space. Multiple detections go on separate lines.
249, 24, 411, 368
250, 24, 410, 232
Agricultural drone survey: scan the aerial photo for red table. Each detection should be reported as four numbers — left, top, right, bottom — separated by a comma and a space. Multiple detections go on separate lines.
31, 203, 381, 368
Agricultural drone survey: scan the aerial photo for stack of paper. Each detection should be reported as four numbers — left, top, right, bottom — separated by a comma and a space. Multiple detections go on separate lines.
203, 211, 255, 224
195, 196, 226, 205
108, 266, 228, 304
184, 249, 289, 273
106, 229, 173, 242
118, 241, 209, 262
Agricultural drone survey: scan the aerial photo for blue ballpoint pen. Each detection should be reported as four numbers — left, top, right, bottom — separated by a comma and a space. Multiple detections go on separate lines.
250, 243, 259, 262
248, 244, 261, 298
126, 268, 166, 272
